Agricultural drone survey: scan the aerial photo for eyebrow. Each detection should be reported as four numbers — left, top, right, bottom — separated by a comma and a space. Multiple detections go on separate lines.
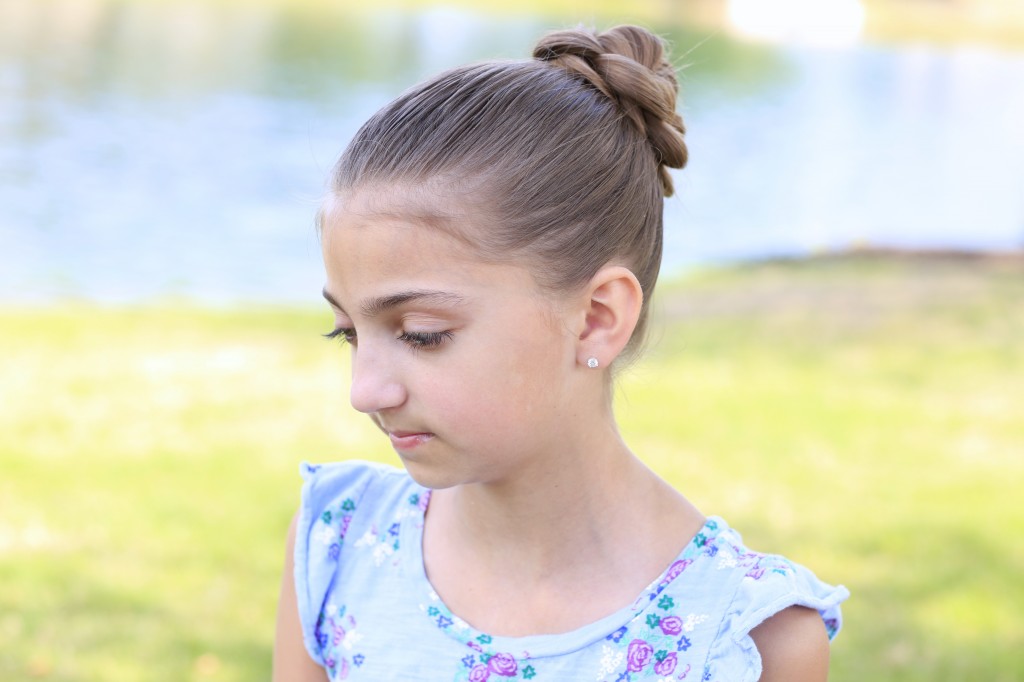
321, 288, 466, 317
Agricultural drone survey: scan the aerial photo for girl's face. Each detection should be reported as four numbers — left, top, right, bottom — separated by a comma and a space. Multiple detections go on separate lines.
320, 191, 584, 490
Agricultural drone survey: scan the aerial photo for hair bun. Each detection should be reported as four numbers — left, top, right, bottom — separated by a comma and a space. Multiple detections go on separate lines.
533, 25, 688, 196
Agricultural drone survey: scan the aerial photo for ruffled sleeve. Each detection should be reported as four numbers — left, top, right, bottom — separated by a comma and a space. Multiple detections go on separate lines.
705, 553, 849, 682
293, 460, 382, 665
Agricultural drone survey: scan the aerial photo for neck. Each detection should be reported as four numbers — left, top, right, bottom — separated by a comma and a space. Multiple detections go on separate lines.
426, 419, 687, 580
418, 410, 706, 637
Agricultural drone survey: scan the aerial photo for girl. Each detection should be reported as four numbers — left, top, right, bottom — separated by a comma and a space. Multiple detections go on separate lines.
273, 24, 848, 682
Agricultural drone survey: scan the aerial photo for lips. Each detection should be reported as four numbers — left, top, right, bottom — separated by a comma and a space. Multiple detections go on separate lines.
387, 430, 434, 450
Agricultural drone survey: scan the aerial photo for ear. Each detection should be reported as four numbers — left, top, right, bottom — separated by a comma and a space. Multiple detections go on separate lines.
575, 265, 643, 368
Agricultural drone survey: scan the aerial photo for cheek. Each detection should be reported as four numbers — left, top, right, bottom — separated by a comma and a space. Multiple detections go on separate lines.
476, 330, 568, 423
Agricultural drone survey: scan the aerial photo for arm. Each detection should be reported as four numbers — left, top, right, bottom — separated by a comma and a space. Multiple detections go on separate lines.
749, 605, 831, 682
272, 511, 329, 682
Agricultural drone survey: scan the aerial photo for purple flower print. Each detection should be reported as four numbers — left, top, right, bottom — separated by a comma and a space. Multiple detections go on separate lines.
328, 543, 341, 560
824, 618, 839, 638
665, 559, 692, 581
487, 653, 518, 676
626, 639, 654, 672
660, 615, 683, 636
654, 652, 678, 676
337, 657, 350, 679
657, 559, 693, 591
746, 567, 766, 580
468, 663, 491, 681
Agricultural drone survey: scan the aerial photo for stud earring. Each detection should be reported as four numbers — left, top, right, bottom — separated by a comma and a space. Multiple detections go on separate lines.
586, 357, 599, 369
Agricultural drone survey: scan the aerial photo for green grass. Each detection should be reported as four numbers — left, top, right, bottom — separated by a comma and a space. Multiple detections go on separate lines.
2, 253, 1022, 680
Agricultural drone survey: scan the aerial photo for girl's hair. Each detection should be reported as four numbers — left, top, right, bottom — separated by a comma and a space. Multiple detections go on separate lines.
330, 25, 687, 364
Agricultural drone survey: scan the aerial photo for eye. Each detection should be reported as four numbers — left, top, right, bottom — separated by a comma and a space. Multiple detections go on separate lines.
323, 327, 357, 346
398, 330, 453, 349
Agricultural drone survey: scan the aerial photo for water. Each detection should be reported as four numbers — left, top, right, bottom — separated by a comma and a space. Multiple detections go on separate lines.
2, 0, 1022, 305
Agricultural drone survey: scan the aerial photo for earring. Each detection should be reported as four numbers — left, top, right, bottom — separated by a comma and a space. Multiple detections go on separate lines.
586, 357, 599, 369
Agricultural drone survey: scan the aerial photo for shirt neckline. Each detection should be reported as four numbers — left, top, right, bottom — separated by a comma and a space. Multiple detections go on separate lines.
401, 481, 725, 660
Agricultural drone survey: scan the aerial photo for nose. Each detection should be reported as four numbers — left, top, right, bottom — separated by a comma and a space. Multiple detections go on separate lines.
348, 346, 407, 414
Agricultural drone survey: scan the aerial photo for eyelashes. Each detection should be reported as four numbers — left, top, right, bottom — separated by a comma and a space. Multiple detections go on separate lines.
323, 327, 453, 350
323, 327, 356, 344
398, 330, 453, 349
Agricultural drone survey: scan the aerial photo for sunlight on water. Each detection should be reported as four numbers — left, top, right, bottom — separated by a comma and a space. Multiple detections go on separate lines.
728, 0, 865, 48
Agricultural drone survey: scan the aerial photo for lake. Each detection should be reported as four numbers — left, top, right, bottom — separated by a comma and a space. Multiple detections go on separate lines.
2, 0, 1022, 304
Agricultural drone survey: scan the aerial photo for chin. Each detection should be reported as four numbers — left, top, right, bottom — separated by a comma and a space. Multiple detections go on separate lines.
397, 456, 463, 491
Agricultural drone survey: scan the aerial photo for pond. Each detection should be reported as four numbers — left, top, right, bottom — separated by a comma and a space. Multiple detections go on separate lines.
2, 0, 1022, 304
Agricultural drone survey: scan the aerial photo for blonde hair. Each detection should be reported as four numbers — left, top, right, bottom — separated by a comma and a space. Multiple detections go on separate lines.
329, 25, 688, 363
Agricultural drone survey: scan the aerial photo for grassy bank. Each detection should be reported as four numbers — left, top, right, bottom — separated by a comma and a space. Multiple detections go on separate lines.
1, 253, 1021, 680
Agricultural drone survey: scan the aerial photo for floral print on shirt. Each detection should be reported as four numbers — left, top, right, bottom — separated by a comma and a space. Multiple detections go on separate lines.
421, 597, 539, 680
298, 463, 847, 682
597, 558, 707, 681
596, 520, 806, 682
311, 488, 433, 676
315, 604, 366, 680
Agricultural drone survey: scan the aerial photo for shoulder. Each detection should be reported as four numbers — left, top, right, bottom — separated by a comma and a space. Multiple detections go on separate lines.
700, 519, 849, 681
291, 459, 424, 666
298, 459, 405, 509
295, 457, 420, 568
749, 606, 830, 681
273, 512, 329, 681
297, 459, 418, 535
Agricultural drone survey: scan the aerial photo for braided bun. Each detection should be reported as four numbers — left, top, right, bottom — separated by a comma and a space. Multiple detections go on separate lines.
533, 25, 687, 196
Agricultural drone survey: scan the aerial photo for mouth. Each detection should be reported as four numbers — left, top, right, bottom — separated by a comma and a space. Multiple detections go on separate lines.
370, 415, 434, 450
387, 430, 434, 450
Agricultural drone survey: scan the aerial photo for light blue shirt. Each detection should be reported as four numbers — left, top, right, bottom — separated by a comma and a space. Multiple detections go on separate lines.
295, 460, 848, 681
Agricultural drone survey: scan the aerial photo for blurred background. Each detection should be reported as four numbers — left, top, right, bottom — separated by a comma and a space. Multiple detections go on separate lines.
1, 0, 1022, 680
3, 0, 1023, 303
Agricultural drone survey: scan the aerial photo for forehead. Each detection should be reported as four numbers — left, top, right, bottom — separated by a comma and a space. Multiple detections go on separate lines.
321, 184, 481, 246
320, 189, 545, 306
320, 189, 480, 267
